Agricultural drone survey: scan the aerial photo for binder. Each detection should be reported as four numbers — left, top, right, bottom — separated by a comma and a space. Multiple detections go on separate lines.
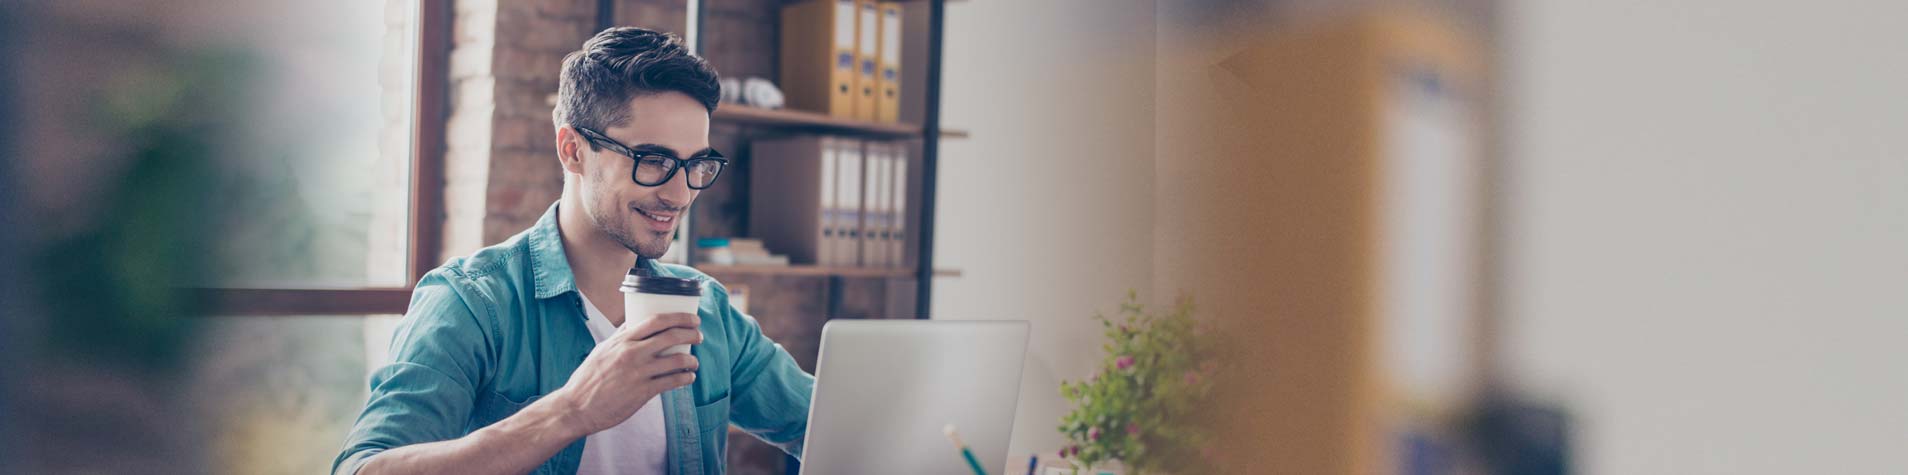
863, 143, 892, 267
876, 2, 903, 123
885, 146, 901, 267
859, 143, 880, 267
890, 144, 909, 268
780, 0, 858, 117
820, 139, 839, 266
854, 0, 881, 121
883, 144, 902, 268
747, 136, 838, 266
835, 139, 865, 266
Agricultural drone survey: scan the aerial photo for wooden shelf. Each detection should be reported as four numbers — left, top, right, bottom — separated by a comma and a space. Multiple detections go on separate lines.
712, 104, 967, 139
697, 264, 961, 279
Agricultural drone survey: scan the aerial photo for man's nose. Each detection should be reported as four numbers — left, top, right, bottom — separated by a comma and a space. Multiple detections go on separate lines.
653, 170, 694, 207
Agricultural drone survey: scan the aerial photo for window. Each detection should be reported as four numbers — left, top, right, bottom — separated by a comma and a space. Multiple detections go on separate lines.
185, 2, 448, 473
195, 0, 446, 316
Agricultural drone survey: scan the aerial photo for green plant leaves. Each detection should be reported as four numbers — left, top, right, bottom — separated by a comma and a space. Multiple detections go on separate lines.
1056, 292, 1218, 474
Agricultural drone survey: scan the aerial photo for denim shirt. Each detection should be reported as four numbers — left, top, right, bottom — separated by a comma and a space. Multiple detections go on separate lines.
334, 203, 813, 475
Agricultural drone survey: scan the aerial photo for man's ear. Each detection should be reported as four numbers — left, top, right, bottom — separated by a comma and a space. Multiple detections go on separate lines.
555, 126, 587, 176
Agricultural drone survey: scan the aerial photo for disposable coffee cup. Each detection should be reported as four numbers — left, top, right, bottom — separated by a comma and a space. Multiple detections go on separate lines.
620, 265, 703, 356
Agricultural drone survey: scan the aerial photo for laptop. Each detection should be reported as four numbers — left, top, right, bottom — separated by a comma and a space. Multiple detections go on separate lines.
797, 320, 1031, 475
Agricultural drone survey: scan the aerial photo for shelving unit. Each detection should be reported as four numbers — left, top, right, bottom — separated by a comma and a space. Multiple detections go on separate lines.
610, 1, 957, 472
698, 264, 961, 279
712, 104, 968, 139
639, 0, 955, 323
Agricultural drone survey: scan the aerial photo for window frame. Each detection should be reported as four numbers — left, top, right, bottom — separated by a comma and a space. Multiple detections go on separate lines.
195, 0, 450, 317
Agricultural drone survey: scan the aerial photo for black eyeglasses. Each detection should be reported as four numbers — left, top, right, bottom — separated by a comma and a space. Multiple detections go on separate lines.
573, 126, 728, 190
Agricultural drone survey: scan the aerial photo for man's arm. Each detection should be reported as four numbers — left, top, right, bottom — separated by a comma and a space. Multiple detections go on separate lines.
334, 272, 703, 475
333, 273, 494, 474
357, 317, 702, 474
354, 394, 589, 475
716, 281, 817, 457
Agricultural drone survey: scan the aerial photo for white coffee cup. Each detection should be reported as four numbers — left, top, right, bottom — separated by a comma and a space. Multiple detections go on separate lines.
620, 268, 704, 356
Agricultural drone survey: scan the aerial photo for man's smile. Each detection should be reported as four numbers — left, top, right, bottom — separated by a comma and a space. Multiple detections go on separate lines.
634, 206, 678, 232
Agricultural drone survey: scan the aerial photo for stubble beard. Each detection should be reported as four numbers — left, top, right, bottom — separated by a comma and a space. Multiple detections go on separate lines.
584, 179, 673, 259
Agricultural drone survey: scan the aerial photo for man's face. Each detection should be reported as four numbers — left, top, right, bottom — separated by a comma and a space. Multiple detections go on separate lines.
572, 92, 711, 258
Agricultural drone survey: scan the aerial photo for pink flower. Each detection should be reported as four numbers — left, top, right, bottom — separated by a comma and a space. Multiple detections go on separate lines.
1126, 423, 1140, 436
1183, 370, 1201, 385
1116, 355, 1136, 370
1088, 426, 1101, 441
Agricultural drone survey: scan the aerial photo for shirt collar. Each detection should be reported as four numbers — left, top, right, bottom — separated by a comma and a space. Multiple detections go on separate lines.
527, 201, 667, 300
528, 201, 577, 300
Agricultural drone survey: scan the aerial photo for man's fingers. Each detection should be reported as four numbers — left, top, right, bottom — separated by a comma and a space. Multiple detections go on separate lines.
620, 312, 700, 341
654, 371, 696, 389
637, 353, 699, 377
630, 327, 703, 355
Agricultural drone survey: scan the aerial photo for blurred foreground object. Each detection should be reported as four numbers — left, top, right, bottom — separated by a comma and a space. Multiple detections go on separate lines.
1156, 8, 1489, 474
9, 48, 235, 474
1467, 396, 1572, 475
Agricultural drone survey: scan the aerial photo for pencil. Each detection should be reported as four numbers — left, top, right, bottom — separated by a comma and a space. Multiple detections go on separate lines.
943, 424, 989, 475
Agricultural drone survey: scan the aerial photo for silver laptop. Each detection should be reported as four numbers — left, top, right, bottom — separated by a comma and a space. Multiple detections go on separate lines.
798, 320, 1031, 475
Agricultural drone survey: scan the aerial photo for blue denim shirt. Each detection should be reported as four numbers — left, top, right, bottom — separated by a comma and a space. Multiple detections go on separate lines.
334, 203, 813, 475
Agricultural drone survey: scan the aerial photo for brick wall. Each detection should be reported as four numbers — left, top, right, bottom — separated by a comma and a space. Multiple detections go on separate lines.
440, 0, 739, 257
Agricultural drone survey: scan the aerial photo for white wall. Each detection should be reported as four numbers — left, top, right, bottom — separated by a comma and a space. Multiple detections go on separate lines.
930, 0, 1158, 460
1500, 1, 1908, 473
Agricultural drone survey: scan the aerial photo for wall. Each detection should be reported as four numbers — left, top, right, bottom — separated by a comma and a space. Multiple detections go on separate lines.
440, 0, 700, 257
1499, 1, 1908, 473
929, 0, 1159, 460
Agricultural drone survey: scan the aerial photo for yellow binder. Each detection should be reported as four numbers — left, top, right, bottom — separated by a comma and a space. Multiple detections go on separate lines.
854, 0, 880, 121
876, 2, 903, 123
780, 0, 858, 117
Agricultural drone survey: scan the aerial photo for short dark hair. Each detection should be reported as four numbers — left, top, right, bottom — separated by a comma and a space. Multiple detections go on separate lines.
553, 27, 720, 134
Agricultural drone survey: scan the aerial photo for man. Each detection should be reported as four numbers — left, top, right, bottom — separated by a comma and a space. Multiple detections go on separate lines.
334, 28, 814, 475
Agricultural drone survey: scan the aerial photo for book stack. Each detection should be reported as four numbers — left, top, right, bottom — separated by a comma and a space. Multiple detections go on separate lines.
697, 238, 790, 267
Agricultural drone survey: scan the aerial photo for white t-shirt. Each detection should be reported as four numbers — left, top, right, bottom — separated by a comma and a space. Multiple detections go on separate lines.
575, 292, 670, 475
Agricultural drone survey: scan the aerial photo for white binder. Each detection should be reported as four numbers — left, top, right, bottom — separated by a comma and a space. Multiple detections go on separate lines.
819, 138, 839, 266
835, 139, 864, 266
890, 144, 908, 268
862, 143, 890, 267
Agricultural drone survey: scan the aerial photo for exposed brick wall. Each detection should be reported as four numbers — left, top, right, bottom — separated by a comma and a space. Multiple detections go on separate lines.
440, 0, 706, 256
441, 0, 501, 257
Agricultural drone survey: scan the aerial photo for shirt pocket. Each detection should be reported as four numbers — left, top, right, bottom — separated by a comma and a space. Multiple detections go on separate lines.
695, 391, 730, 434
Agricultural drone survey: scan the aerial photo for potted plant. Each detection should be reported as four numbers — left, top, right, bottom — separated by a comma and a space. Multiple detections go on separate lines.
1056, 292, 1220, 474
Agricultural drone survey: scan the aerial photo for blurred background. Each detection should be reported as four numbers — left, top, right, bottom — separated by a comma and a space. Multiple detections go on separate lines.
3, 0, 1904, 474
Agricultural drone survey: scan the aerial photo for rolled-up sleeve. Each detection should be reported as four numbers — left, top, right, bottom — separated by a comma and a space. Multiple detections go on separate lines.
716, 282, 816, 458
332, 271, 493, 475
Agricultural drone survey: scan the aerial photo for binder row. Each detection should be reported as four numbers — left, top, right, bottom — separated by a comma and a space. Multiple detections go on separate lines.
781, 0, 904, 123
749, 136, 911, 268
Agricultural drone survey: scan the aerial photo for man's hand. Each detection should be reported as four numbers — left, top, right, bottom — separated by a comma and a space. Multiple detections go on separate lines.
550, 312, 702, 435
